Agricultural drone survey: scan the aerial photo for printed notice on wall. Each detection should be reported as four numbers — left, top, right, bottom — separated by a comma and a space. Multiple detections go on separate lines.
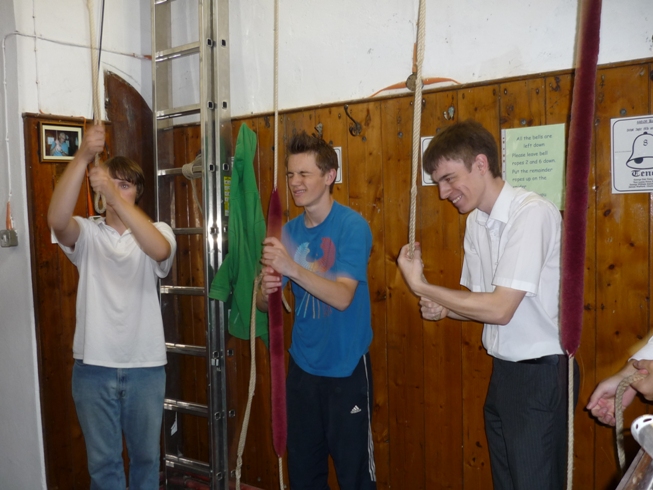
501, 124, 566, 209
420, 136, 436, 186
611, 115, 653, 194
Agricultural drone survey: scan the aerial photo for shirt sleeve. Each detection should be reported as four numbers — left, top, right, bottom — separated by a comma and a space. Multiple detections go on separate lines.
334, 213, 372, 283
631, 337, 653, 361
58, 216, 92, 265
460, 214, 483, 292
153, 222, 177, 278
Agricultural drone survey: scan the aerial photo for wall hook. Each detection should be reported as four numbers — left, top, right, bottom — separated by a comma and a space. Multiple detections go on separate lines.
314, 123, 323, 139
344, 105, 362, 137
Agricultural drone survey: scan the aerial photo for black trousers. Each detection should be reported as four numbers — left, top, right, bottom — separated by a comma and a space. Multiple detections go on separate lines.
484, 355, 580, 490
286, 353, 376, 490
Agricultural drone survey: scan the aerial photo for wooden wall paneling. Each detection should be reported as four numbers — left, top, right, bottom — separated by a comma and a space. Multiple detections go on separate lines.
456, 85, 500, 488
316, 106, 350, 207
546, 72, 598, 487
104, 71, 155, 221
380, 96, 426, 489
26, 116, 113, 488
345, 101, 389, 489
499, 79, 547, 128
419, 90, 465, 488
25, 118, 78, 489
593, 64, 652, 489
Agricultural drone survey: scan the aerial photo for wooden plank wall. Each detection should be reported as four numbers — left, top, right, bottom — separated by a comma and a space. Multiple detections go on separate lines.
226, 59, 653, 490
25, 116, 115, 489
26, 59, 652, 490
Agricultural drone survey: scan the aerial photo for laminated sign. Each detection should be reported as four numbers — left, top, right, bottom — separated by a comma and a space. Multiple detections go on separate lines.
611, 115, 653, 194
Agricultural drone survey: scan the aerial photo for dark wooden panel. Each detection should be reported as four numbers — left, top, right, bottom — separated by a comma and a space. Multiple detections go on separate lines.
500, 79, 547, 129
104, 71, 155, 220
26, 115, 113, 489
420, 89, 464, 488
457, 84, 499, 489
316, 106, 350, 207
594, 64, 651, 490
546, 72, 599, 489
380, 96, 426, 489
346, 101, 388, 489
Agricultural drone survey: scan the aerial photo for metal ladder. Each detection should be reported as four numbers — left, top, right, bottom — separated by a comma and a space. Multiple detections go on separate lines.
151, 0, 232, 488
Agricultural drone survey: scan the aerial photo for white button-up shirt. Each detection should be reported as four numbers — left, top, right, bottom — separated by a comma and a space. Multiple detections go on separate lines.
461, 182, 564, 362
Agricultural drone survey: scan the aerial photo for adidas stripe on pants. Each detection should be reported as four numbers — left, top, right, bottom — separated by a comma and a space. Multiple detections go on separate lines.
286, 352, 376, 490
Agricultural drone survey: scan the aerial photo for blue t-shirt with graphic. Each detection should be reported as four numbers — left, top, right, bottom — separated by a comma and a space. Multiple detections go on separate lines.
282, 201, 372, 377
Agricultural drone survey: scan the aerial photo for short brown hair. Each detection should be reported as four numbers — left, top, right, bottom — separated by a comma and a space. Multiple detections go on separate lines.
423, 120, 500, 178
103, 156, 145, 202
286, 131, 338, 193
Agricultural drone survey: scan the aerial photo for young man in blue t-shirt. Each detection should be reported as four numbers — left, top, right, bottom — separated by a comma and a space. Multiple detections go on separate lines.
257, 131, 376, 490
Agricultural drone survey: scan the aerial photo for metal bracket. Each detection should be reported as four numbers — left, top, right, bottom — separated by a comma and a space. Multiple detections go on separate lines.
0, 229, 18, 247
344, 105, 362, 137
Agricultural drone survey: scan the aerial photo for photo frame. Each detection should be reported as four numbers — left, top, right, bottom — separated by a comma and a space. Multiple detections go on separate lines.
40, 122, 83, 162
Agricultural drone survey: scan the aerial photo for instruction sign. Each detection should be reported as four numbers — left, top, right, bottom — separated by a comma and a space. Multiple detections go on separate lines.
420, 136, 436, 186
611, 115, 653, 194
502, 124, 566, 210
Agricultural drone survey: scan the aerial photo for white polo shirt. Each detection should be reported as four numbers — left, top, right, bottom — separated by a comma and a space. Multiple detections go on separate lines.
633, 340, 653, 361
60, 216, 176, 368
461, 182, 564, 362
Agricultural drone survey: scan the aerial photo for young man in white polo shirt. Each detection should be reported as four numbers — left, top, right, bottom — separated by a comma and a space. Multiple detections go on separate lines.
48, 124, 176, 490
397, 119, 578, 490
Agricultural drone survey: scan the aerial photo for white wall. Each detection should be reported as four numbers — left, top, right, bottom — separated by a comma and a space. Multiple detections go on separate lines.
228, 0, 652, 116
0, 0, 650, 487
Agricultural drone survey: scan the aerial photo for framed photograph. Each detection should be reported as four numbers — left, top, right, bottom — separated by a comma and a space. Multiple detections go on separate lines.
40, 122, 83, 162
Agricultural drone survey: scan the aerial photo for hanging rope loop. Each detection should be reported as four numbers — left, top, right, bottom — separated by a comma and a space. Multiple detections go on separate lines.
86, 0, 106, 214
615, 371, 648, 472
407, 0, 426, 259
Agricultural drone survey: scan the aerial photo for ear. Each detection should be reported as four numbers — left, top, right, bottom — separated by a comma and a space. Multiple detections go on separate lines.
474, 154, 489, 175
325, 168, 337, 186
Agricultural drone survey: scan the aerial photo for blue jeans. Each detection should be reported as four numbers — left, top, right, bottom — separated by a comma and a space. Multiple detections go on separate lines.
72, 360, 165, 490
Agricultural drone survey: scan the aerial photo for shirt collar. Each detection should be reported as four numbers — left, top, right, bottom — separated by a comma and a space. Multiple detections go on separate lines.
475, 181, 517, 227
94, 216, 132, 236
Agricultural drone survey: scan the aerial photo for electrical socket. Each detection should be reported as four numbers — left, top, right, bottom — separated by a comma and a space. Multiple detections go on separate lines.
0, 229, 18, 247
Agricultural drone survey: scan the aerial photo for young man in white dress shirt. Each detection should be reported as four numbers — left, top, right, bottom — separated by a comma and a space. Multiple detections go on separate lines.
398, 119, 578, 490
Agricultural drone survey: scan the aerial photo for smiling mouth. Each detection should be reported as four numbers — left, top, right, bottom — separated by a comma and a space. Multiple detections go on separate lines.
451, 195, 462, 205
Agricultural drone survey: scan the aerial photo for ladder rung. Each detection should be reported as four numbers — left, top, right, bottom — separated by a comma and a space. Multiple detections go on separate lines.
164, 398, 208, 416
157, 167, 203, 177
157, 104, 201, 120
156, 42, 200, 63
173, 227, 203, 236
160, 286, 205, 296
166, 343, 206, 356
164, 455, 211, 477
